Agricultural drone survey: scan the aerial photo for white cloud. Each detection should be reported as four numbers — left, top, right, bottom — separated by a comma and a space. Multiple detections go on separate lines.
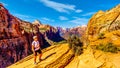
11, 13, 55, 23
82, 12, 96, 16
59, 16, 68, 20
40, 0, 82, 13
12, 13, 37, 22
40, 17, 55, 22
69, 17, 88, 25
81, 25, 87, 27
75, 9, 82, 13
14, 13, 30, 18
0, 2, 8, 6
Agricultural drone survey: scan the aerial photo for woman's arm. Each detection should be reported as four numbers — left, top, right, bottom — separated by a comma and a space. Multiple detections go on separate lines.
32, 45, 35, 52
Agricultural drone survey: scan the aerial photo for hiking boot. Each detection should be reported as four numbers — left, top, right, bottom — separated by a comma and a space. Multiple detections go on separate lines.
34, 62, 37, 65
39, 59, 42, 62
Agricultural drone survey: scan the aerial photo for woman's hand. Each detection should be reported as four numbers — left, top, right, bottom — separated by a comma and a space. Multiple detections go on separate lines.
32, 48, 35, 54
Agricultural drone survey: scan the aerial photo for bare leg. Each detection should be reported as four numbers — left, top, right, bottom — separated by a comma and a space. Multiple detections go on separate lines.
39, 53, 42, 61
34, 56, 37, 63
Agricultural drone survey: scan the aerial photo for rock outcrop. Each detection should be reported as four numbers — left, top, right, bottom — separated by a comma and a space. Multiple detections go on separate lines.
32, 20, 42, 26
66, 47, 120, 68
0, 3, 46, 68
86, 4, 120, 45
0, 4, 27, 67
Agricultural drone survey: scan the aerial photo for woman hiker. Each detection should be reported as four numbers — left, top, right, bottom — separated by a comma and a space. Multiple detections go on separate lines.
32, 36, 42, 64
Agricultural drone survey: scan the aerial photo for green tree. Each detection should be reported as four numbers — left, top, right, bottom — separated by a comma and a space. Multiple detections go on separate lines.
68, 35, 83, 56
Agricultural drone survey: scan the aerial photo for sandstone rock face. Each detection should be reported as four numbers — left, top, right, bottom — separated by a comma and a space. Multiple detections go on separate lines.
66, 47, 120, 68
86, 4, 120, 45
0, 4, 21, 39
0, 4, 27, 68
81, 4, 120, 68
0, 4, 37, 68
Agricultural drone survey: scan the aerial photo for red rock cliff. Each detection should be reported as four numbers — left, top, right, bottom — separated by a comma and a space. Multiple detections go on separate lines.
0, 3, 49, 68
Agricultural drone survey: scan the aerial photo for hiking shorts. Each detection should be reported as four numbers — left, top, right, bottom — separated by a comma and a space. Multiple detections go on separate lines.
34, 49, 42, 56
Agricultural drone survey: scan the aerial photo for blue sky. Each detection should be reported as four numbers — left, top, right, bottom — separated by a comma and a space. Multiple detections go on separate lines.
0, 0, 120, 28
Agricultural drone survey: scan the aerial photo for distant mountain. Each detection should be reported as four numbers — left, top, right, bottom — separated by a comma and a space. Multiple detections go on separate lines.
32, 20, 42, 26
32, 20, 64, 42
57, 25, 86, 39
